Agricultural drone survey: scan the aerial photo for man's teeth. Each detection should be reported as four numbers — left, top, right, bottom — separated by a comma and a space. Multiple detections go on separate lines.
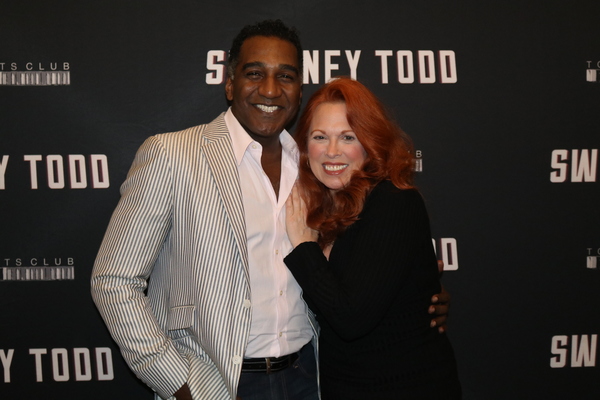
324, 164, 347, 171
256, 104, 278, 113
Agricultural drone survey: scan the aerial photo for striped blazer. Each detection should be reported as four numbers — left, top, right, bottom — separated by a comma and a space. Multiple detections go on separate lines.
91, 113, 319, 400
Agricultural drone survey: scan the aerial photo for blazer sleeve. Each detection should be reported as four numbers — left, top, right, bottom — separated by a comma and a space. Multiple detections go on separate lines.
91, 135, 189, 399
284, 184, 439, 341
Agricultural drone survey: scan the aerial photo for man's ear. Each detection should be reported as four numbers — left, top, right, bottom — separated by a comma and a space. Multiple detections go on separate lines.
225, 77, 233, 101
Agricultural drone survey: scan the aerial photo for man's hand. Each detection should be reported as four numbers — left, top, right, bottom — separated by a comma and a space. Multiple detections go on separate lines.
174, 383, 193, 400
429, 284, 450, 333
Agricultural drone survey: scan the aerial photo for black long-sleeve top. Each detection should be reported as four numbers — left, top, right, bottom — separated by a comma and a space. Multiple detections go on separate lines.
285, 180, 461, 399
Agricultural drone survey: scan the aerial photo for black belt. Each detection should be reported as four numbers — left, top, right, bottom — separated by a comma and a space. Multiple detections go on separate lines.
241, 352, 299, 374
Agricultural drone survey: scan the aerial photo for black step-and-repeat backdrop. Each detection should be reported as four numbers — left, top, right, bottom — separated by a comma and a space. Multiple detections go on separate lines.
1, 1, 598, 398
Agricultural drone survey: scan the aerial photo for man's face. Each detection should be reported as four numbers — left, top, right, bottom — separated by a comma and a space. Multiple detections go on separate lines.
225, 36, 302, 141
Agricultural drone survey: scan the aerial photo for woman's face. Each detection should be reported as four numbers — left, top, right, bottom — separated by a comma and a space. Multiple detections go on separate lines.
307, 102, 367, 191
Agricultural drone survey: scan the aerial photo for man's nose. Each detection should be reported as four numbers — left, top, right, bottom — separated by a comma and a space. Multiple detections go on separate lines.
258, 75, 282, 98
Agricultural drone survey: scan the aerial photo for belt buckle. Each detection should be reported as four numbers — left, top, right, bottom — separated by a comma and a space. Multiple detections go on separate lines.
266, 358, 272, 374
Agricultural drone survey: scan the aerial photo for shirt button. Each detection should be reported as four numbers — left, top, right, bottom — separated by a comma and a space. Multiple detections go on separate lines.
279, 290, 283, 296
243, 299, 252, 309
279, 332, 283, 337
232, 355, 242, 364
275, 249, 279, 255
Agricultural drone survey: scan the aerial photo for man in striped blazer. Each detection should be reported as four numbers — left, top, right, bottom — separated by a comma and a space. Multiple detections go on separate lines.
91, 20, 450, 400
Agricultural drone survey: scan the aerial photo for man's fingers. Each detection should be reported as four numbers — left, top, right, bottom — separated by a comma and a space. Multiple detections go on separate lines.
430, 314, 448, 332
435, 292, 451, 305
429, 303, 449, 315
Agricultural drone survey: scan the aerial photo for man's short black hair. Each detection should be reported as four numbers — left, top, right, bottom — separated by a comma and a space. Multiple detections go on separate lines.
227, 19, 303, 79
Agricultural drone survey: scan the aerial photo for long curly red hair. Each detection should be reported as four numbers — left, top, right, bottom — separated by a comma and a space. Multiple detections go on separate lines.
295, 77, 416, 248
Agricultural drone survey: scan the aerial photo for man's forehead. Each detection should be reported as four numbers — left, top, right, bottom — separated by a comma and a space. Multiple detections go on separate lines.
240, 61, 299, 74
239, 36, 299, 66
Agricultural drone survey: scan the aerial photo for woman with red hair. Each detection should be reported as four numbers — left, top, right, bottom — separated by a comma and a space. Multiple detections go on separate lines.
285, 77, 461, 399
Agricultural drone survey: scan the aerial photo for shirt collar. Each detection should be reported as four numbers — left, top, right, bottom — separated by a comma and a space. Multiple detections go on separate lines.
224, 107, 298, 165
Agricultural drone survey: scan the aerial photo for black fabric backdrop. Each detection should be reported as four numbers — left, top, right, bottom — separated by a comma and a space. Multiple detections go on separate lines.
1, 1, 599, 398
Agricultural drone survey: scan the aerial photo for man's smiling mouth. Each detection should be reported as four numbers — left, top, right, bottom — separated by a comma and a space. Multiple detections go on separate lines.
255, 104, 280, 113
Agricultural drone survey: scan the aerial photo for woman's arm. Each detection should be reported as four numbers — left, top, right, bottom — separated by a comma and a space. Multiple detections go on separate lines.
285, 183, 439, 341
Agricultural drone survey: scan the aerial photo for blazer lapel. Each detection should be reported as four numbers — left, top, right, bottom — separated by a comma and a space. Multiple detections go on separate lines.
202, 115, 250, 281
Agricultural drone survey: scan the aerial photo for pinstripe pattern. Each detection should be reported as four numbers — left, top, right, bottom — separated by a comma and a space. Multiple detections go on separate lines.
91, 114, 321, 400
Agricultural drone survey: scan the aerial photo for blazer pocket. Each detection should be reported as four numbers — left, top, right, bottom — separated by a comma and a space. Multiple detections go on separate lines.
167, 305, 196, 331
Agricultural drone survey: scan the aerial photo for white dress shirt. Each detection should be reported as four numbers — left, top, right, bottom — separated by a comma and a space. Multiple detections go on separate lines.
225, 108, 313, 358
